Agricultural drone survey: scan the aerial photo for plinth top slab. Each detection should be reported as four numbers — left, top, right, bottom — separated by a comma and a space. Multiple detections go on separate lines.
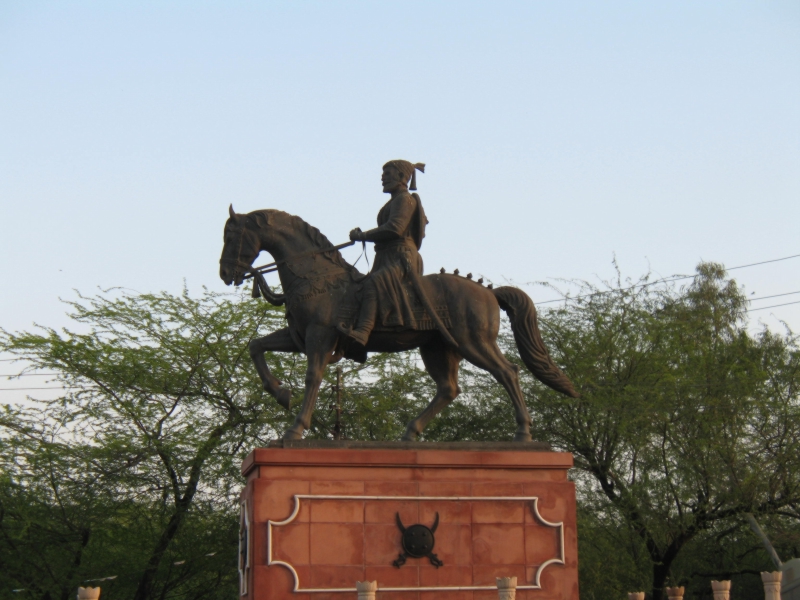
242, 440, 572, 477
269, 439, 552, 451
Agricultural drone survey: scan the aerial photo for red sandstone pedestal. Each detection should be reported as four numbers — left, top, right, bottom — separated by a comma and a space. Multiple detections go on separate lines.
239, 441, 578, 600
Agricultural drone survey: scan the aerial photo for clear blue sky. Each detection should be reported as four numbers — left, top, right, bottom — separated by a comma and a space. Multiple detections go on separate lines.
1, 1, 798, 368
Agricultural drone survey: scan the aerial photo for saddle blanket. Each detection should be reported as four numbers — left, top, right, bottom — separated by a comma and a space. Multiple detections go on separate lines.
338, 303, 452, 332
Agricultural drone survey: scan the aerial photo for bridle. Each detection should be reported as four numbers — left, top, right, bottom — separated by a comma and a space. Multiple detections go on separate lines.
221, 215, 357, 306
220, 222, 261, 281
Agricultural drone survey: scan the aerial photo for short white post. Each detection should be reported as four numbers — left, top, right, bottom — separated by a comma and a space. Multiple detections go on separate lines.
356, 581, 377, 600
627, 593, 645, 600
77, 587, 101, 600
496, 576, 517, 600
711, 580, 731, 600
666, 586, 685, 600
761, 571, 782, 600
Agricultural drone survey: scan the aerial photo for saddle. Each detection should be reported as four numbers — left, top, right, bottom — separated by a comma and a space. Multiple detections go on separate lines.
338, 275, 452, 333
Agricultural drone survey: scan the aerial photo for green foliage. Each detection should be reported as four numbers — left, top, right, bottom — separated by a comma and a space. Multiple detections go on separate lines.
306, 352, 431, 442
0, 288, 292, 600
305, 350, 516, 443
519, 263, 800, 599
1, 263, 798, 600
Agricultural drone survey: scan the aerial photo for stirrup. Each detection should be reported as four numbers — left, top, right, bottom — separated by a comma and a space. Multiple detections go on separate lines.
336, 322, 370, 347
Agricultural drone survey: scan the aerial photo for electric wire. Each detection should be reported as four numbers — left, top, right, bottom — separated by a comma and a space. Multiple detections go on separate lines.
1, 254, 798, 392
0, 386, 88, 391
747, 300, 800, 312
0, 373, 57, 377
535, 252, 800, 305
748, 290, 800, 302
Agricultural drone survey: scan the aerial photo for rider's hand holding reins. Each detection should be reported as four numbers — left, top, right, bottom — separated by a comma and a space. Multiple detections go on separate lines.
349, 227, 367, 242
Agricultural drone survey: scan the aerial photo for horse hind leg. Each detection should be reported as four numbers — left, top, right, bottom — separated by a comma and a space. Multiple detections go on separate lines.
402, 341, 461, 441
458, 337, 533, 442
249, 327, 298, 409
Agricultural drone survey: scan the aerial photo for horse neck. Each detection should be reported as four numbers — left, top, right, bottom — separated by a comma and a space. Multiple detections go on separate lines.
258, 231, 307, 290
258, 222, 349, 291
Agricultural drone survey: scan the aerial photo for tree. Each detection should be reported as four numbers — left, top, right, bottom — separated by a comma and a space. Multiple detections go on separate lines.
3, 264, 798, 600
303, 350, 514, 443
0, 288, 296, 600
519, 263, 800, 599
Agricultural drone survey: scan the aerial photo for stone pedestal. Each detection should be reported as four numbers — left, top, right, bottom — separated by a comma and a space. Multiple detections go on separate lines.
239, 441, 578, 600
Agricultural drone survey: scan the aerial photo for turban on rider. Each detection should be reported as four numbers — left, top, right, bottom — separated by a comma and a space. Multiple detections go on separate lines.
384, 160, 425, 191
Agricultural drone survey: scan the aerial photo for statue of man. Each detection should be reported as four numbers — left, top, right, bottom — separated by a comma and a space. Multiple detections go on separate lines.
337, 160, 427, 348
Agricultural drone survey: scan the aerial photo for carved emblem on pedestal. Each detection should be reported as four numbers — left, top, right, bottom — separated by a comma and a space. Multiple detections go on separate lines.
393, 512, 443, 568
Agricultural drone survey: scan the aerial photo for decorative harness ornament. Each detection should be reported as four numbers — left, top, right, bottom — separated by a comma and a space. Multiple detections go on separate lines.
393, 512, 443, 568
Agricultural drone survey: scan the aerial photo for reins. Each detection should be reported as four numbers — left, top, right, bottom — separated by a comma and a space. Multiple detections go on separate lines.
221, 223, 359, 305
241, 240, 356, 280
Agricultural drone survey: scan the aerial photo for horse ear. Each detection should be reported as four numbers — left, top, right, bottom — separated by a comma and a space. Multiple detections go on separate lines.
229, 204, 236, 219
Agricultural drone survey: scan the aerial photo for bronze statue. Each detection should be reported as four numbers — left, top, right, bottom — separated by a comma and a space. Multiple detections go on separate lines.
338, 160, 432, 353
219, 161, 578, 442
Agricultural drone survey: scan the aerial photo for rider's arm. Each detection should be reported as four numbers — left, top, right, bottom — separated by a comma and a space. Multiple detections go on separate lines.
361, 194, 416, 242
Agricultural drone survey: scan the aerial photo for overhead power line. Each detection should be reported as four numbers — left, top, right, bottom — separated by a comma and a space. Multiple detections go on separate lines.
1, 373, 58, 377
748, 290, 800, 302
747, 300, 800, 313
727, 253, 800, 271
0, 387, 73, 391
0, 386, 91, 391
536, 252, 800, 305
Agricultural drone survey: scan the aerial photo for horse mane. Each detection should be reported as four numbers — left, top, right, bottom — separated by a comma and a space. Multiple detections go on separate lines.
256, 209, 359, 274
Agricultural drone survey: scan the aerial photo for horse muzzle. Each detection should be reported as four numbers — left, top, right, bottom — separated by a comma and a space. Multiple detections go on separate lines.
219, 262, 246, 287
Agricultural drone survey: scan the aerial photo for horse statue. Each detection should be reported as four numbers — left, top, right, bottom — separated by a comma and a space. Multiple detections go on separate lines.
219, 206, 578, 442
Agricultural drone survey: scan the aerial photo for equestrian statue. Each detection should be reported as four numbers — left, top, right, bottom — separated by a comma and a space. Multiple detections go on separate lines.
219, 159, 578, 442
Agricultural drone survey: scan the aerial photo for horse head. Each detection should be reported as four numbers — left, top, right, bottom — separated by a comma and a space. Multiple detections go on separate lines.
219, 205, 268, 286
220, 207, 359, 291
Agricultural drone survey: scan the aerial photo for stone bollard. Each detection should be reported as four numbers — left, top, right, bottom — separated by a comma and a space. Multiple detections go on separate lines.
761, 571, 782, 600
356, 581, 377, 600
496, 576, 517, 600
666, 586, 685, 600
627, 593, 645, 600
77, 588, 101, 600
711, 580, 731, 600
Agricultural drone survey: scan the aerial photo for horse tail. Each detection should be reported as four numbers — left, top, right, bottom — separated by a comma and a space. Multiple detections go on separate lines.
492, 286, 580, 398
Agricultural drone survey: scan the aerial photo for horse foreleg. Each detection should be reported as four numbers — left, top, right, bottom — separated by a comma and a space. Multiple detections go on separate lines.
402, 342, 461, 441
249, 327, 298, 410
283, 325, 338, 440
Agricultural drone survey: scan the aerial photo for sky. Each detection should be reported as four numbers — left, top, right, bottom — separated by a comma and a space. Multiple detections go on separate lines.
1, 1, 799, 400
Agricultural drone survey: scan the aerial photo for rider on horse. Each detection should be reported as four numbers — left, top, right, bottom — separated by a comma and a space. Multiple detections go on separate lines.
337, 159, 428, 348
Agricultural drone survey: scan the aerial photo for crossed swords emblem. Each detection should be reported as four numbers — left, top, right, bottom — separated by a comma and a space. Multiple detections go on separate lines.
392, 512, 443, 568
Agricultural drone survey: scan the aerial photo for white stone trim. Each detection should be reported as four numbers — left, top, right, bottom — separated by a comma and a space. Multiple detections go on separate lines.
239, 500, 250, 596
267, 495, 565, 593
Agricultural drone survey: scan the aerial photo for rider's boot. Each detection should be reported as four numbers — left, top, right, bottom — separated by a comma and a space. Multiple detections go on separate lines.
337, 286, 377, 348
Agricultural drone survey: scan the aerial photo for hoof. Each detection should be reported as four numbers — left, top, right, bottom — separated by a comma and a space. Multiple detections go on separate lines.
282, 425, 304, 441
275, 388, 291, 410
513, 431, 533, 442
400, 430, 419, 442
400, 419, 421, 442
